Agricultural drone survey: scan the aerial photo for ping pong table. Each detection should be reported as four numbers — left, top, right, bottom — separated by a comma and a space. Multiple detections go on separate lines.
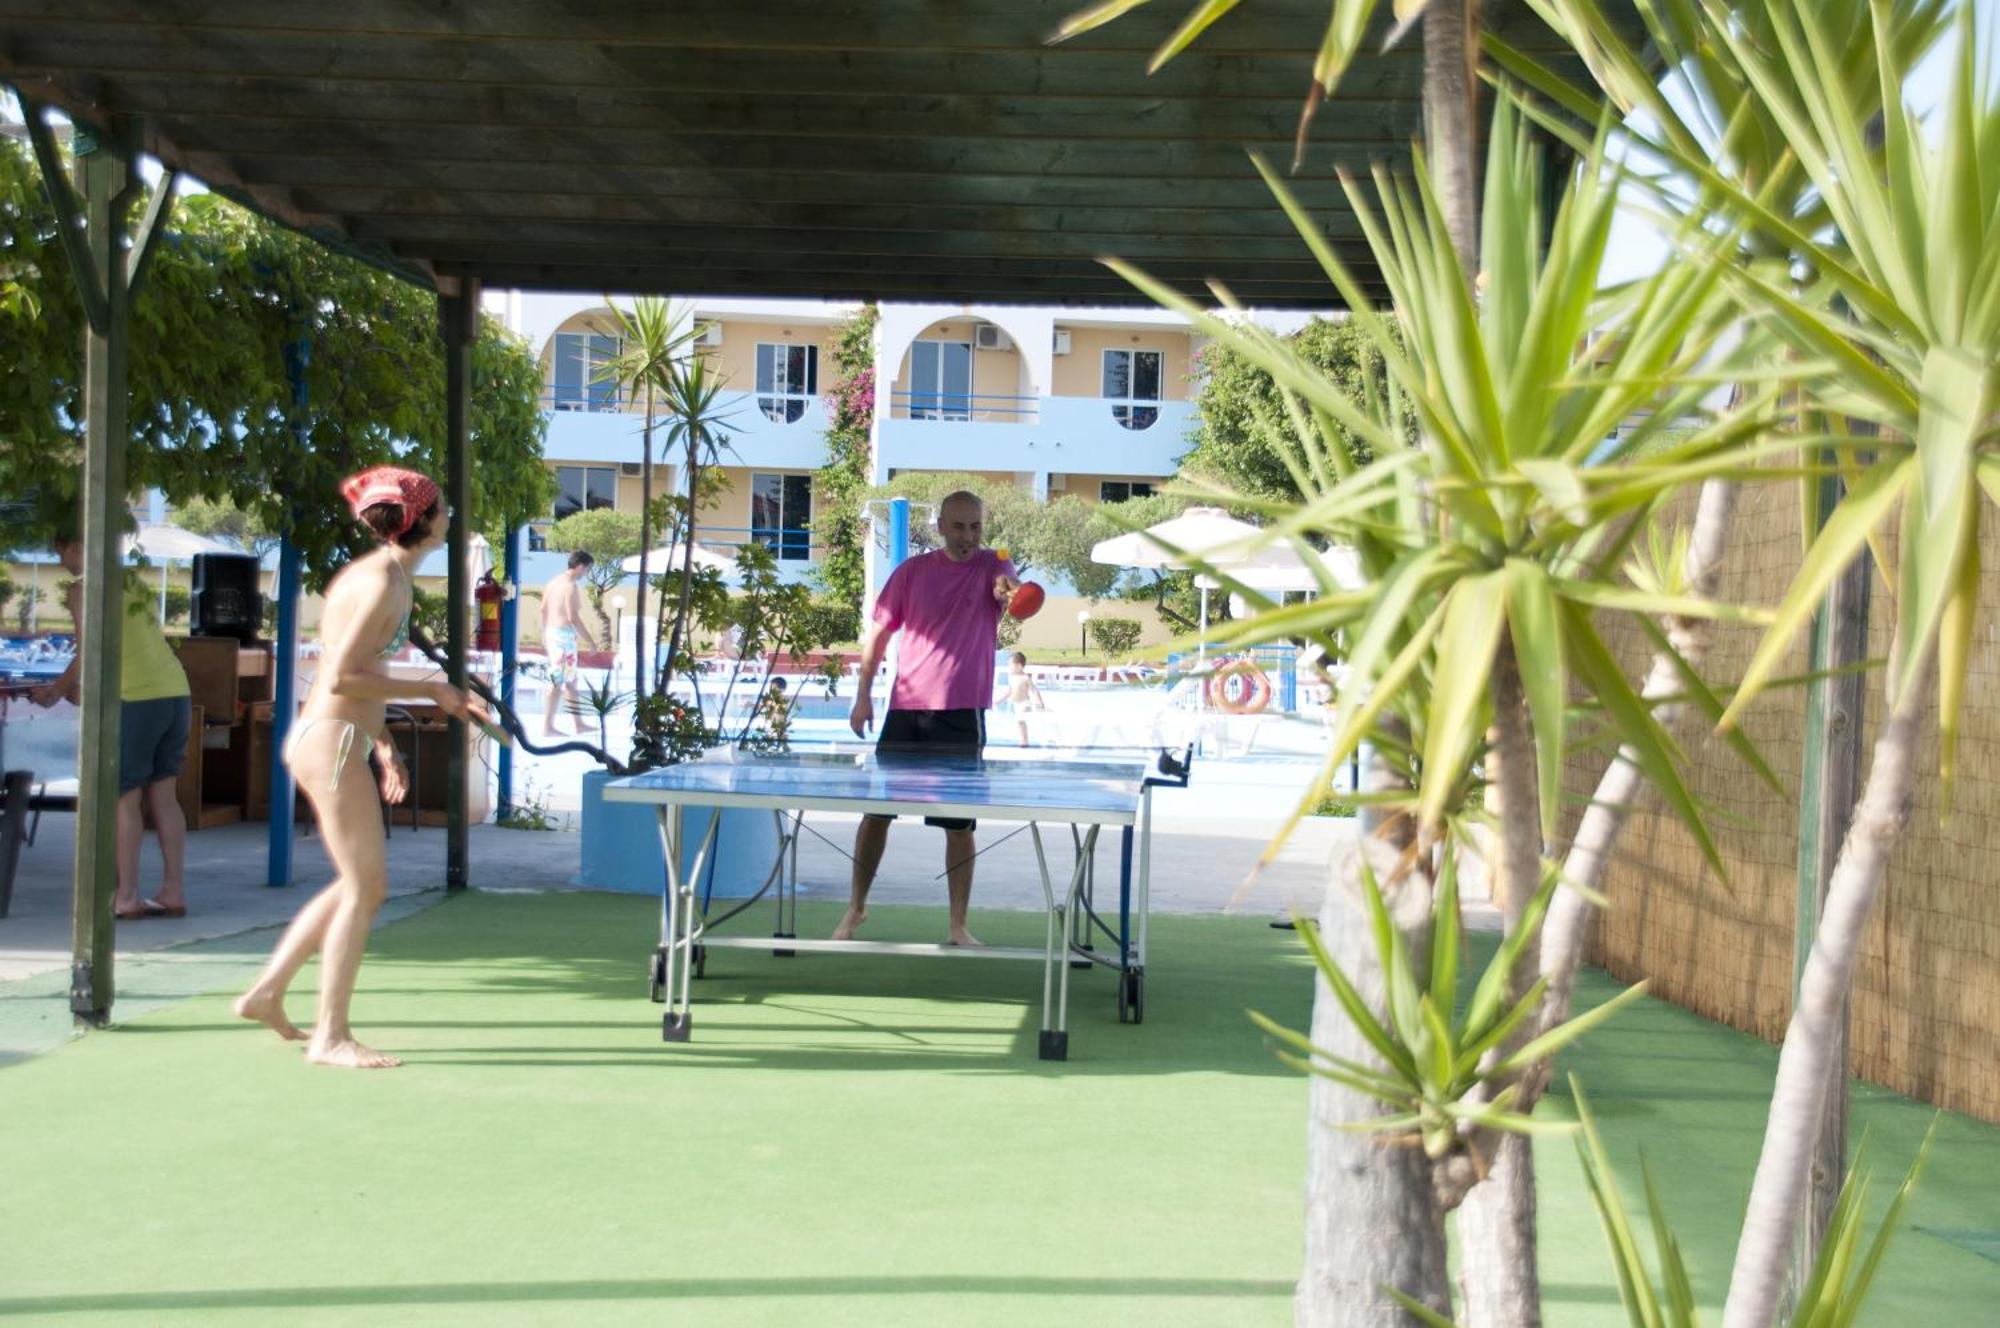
603, 744, 1190, 1061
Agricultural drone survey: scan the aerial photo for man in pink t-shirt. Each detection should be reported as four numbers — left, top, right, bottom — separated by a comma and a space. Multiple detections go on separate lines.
837, 491, 1020, 946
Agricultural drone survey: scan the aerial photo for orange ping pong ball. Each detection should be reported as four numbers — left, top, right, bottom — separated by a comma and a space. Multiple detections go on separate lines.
994, 545, 1011, 562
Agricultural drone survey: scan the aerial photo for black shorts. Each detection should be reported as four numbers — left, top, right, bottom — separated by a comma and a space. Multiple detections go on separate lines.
868, 707, 985, 832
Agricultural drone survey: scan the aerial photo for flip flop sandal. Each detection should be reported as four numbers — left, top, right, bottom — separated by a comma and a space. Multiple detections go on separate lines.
142, 898, 188, 919
114, 904, 151, 922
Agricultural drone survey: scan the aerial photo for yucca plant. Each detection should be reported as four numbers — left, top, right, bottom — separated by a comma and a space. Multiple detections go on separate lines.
1052, 0, 1447, 169
1115, 97, 1781, 880
1390, 1079, 1933, 1328
1109, 93, 1781, 1324
1629, 5, 2000, 1323
1572, 1080, 1932, 1328
1252, 844, 1648, 1160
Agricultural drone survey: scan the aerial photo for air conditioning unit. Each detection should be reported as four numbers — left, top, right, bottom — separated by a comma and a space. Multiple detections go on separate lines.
620, 462, 642, 477
695, 322, 723, 347
1053, 329, 1072, 355
974, 324, 1011, 351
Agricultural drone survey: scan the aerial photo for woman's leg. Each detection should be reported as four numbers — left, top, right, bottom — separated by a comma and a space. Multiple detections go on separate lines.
114, 789, 145, 915
235, 722, 394, 1064
302, 759, 397, 1067
143, 777, 186, 910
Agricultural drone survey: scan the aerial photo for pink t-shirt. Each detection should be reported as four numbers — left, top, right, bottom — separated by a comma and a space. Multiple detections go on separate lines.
873, 548, 1015, 711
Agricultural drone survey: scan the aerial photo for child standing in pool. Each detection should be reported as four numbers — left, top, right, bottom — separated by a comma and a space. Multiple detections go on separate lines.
999, 651, 1046, 747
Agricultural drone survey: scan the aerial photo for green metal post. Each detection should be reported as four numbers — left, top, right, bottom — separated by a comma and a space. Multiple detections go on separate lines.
70, 129, 139, 1024
440, 281, 479, 892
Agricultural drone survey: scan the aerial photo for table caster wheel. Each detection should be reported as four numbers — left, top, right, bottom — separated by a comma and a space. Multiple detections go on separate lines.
1038, 1030, 1069, 1062
648, 949, 667, 1003
1119, 969, 1145, 1025
663, 1011, 692, 1042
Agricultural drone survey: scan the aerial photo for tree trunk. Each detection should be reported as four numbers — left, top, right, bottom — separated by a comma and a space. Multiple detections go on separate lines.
1297, 836, 1452, 1327
1721, 638, 1935, 1328
1539, 480, 1739, 1029
1423, 0, 1484, 276
1455, 637, 1545, 1328
1786, 475, 1872, 1309
664, 438, 701, 693
634, 380, 654, 703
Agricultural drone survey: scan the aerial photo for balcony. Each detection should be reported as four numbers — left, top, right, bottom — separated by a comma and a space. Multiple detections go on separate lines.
539, 389, 828, 469
876, 394, 1192, 477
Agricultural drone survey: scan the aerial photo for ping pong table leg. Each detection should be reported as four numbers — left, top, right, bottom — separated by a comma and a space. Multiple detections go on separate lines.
1029, 824, 1067, 1061
1066, 825, 1094, 969
772, 809, 800, 957
664, 808, 721, 1042
1051, 825, 1097, 1057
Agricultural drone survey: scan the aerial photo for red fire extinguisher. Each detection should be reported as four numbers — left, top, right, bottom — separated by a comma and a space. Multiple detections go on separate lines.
474, 571, 505, 653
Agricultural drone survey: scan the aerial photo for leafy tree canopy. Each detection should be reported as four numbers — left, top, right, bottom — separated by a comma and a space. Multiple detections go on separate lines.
0, 138, 553, 585
1182, 316, 1381, 504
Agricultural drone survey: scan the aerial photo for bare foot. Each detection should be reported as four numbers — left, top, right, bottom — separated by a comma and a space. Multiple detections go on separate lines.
831, 907, 867, 941
233, 990, 307, 1041
304, 1038, 400, 1069
948, 925, 983, 948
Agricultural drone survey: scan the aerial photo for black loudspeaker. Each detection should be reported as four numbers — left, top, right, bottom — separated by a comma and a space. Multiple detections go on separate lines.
191, 553, 263, 643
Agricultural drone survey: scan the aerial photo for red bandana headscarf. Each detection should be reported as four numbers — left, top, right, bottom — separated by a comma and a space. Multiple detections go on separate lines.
340, 466, 440, 541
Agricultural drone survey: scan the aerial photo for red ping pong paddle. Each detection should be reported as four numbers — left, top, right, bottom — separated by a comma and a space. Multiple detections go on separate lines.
1007, 581, 1046, 620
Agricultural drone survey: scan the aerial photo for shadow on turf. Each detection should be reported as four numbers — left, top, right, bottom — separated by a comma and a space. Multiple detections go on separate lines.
0, 1277, 1632, 1316
0, 1277, 1292, 1314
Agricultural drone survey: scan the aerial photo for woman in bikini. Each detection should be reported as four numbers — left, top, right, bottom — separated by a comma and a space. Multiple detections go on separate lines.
234, 466, 489, 1069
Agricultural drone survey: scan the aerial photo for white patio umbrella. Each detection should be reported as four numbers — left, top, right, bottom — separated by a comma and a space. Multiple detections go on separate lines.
1090, 506, 1304, 654
1196, 545, 1364, 595
123, 523, 238, 624
619, 543, 739, 577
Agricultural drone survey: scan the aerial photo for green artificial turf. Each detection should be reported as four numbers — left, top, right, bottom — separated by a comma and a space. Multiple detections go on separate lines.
0, 891, 1994, 1327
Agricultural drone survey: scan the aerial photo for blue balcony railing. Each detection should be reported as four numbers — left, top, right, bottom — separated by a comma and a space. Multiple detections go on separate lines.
887, 390, 1038, 424
528, 522, 821, 566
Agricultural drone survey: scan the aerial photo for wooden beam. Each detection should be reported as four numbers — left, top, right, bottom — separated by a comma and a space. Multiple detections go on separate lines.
186, 154, 1375, 210
296, 190, 1372, 238
407, 244, 1347, 286
83, 74, 1423, 144
351, 219, 1376, 265
70, 129, 142, 1026
451, 263, 1384, 307
156, 119, 1420, 179
123, 165, 176, 296
0, 28, 1443, 102
18, 96, 106, 332
4, 0, 1589, 61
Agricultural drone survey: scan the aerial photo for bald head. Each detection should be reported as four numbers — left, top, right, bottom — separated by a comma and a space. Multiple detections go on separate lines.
936, 490, 986, 562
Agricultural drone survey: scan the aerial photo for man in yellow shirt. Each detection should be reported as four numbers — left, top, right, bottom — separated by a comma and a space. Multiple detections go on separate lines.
34, 528, 193, 921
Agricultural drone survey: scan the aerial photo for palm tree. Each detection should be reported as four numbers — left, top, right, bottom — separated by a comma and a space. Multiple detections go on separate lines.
656, 350, 735, 698
599, 297, 695, 703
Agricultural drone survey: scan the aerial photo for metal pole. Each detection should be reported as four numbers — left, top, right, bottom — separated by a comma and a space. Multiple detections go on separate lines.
887, 497, 910, 576
267, 333, 312, 888
440, 281, 480, 892
267, 536, 302, 887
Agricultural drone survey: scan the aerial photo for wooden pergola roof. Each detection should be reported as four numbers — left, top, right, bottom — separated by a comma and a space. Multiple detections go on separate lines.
0, 1, 1602, 308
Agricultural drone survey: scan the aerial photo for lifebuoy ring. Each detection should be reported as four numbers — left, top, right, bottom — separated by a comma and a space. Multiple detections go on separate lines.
1207, 659, 1272, 714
